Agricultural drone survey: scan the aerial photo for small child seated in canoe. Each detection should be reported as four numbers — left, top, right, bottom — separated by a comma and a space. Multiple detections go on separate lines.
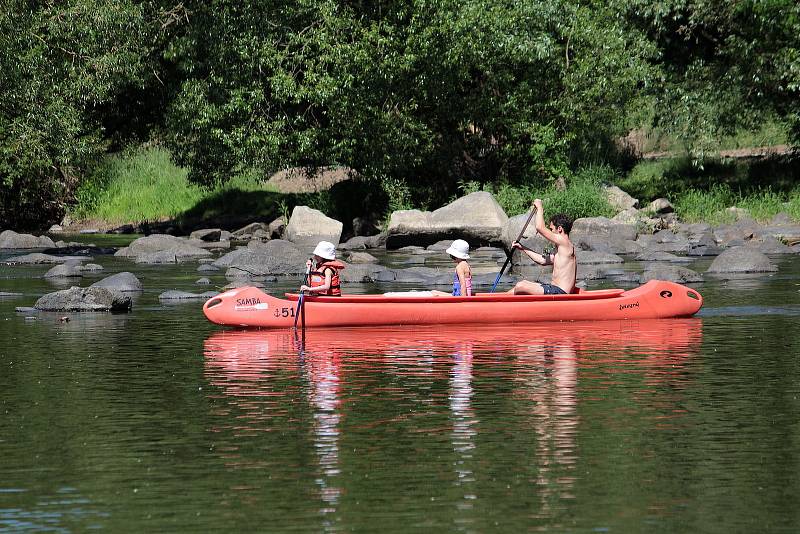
300, 241, 345, 296
432, 239, 473, 297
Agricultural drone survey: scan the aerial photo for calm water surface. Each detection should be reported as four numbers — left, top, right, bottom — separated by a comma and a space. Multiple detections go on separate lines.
1, 241, 799, 532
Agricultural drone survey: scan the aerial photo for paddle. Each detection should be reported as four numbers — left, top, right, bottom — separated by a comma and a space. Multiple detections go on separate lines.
294, 260, 312, 329
490, 204, 537, 293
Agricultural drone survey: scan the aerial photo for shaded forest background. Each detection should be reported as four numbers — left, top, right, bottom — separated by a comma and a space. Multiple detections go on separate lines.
1, 0, 798, 229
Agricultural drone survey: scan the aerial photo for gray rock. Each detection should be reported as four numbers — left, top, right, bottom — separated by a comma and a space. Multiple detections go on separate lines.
635, 251, 693, 263
576, 251, 624, 264
90, 272, 143, 292
339, 236, 369, 250
4, 253, 84, 265
115, 234, 212, 261
603, 185, 638, 211
80, 263, 104, 272
190, 228, 222, 242
706, 246, 778, 273
501, 211, 548, 252
268, 217, 285, 239
35, 286, 132, 312
197, 264, 220, 273
285, 206, 343, 248
744, 236, 793, 254
232, 222, 268, 237
648, 198, 674, 214
0, 230, 56, 249
158, 290, 219, 300
195, 277, 211, 285
214, 239, 307, 275
426, 240, 452, 251
713, 223, 758, 245
364, 233, 388, 249
392, 266, 451, 285
769, 212, 794, 226
224, 267, 278, 282
641, 265, 703, 283
134, 250, 180, 264
571, 217, 638, 241
574, 235, 643, 255
44, 264, 84, 278
612, 208, 641, 225
340, 263, 388, 283
387, 191, 508, 248
396, 245, 426, 253
348, 251, 378, 264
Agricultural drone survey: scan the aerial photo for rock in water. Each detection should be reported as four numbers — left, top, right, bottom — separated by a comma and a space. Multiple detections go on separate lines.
35, 287, 132, 312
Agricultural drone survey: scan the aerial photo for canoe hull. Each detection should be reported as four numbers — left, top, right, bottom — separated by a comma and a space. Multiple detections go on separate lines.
202, 280, 703, 329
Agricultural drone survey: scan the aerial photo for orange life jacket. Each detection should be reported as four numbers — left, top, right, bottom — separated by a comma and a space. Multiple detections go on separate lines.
309, 260, 344, 296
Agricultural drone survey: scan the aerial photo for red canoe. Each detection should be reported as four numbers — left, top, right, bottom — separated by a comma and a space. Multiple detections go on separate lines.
202, 280, 703, 328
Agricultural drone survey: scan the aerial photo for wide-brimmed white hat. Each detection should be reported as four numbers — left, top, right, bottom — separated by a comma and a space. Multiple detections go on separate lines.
445, 239, 470, 259
312, 241, 336, 260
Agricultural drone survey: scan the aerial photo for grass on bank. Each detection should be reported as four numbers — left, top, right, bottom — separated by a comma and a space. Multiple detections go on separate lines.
72, 147, 284, 225
618, 154, 800, 224
74, 145, 799, 230
459, 166, 616, 220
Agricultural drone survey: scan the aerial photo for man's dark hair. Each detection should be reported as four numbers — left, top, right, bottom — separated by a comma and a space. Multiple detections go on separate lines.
549, 213, 573, 234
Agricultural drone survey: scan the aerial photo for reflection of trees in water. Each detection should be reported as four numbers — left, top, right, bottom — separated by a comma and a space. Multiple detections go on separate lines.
304, 350, 343, 520
514, 339, 579, 518
203, 333, 343, 523
449, 342, 477, 513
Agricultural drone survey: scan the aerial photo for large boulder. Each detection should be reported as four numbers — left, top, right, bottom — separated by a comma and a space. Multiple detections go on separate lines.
571, 217, 637, 242
213, 239, 307, 275
706, 246, 777, 273
603, 185, 638, 211
285, 206, 343, 248
34, 286, 132, 312
387, 192, 508, 248
115, 234, 212, 261
90, 272, 143, 292
0, 230, 56, 249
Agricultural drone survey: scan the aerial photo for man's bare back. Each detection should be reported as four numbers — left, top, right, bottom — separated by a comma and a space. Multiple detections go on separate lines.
507, 199, 576, 295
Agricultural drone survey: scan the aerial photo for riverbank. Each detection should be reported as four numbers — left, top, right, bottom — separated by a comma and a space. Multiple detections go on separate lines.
63, 146, 800, 237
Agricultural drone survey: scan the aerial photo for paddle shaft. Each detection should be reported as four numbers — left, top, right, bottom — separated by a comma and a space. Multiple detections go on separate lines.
490, 205, 537, 292
293, 261, 312, 329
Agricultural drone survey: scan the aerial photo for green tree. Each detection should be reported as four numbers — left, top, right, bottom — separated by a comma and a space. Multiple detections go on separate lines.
0, 0, 153, 229
164, 0, 653, 207
623, 0, 800, 154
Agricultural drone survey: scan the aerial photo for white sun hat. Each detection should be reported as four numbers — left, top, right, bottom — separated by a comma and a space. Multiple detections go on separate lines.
312, 241, 337, 260
445, 239, 470, 259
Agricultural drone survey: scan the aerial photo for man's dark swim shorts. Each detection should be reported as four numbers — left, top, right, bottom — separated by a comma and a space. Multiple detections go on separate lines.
541, 283, 566, 295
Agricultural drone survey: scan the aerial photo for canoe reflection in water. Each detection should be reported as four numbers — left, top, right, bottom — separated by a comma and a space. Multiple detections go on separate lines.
203, 319, 702, 519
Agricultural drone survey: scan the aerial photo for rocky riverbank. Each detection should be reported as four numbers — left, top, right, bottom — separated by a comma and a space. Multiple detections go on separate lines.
3, 189, 799, 313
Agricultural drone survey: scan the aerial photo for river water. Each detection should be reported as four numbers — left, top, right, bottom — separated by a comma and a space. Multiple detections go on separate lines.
1, 238, 799, 532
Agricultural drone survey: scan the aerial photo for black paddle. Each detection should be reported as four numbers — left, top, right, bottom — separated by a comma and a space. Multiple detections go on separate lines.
490, 205, 537, 293
294, 260, 312, 329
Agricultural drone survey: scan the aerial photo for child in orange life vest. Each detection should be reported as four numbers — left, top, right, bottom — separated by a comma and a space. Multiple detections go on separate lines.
432, 239, 473, 296
300, 241, 345, 296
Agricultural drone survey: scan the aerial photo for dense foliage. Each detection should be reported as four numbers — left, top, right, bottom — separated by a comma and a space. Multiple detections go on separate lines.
0, 0, 155, 228
1, 0, 798, 228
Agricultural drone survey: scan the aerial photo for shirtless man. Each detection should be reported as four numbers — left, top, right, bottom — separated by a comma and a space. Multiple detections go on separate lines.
507, 199, 576, 295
